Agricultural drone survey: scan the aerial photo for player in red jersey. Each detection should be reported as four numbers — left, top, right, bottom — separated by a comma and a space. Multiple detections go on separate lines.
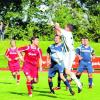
5, 40, 20, 84
18, 36, 42, 97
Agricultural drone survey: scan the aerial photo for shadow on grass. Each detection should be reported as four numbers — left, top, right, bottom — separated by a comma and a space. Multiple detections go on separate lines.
33, 89, 49, 93
38, 93, 58, 98
0, 82, 12, 84
9, 92, 27, 96
33, 89, 58, 98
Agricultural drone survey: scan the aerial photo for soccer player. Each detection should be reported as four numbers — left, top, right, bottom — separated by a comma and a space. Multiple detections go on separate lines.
18, 36, 42, 97
76, 38, 95, 88
5, 40, 20, 84
54, 23, 82, 93
47, 35, 75, 95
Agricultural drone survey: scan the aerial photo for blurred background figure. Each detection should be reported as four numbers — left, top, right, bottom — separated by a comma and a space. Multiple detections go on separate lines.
0, 21, 5, 40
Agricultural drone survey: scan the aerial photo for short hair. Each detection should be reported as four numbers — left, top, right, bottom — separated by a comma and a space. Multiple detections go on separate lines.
81, 37, 88, 40
67, 24, 74, 31
30, 36, 39, 43
10, 39, 16, 43
55, 34, 61, 39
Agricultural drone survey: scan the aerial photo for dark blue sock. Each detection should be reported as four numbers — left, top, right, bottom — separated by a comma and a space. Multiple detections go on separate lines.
88, 78, 92, 86
64, 80, 70, 87
49, 81, 53, 91
64, 80, 72, 91
58, 76, 61, 87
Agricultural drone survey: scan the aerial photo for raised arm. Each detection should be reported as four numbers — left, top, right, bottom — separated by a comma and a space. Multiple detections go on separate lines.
54, 23, 62, 36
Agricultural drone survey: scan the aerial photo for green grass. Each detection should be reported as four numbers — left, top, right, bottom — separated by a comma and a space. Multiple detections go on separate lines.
0, 71, 100, 100
0, 40, 100, 68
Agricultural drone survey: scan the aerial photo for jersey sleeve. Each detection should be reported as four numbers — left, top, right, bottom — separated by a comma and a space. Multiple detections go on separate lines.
18, 46, 29, 52
38, 48, 42, 58
91, 48, 95, 55
61, 29, 66, 37
76, 47, 80, 55
47, 47, 51, 54
5, 49, 9, 56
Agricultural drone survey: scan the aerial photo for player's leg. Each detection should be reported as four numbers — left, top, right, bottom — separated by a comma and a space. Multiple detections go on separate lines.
31, 66, 38, 90
60, 73, 75, 95
57, 73, 61, 89
48, 68, 56, 94
48, 77, 55, 94
9, 66, 16, 79
26, 76, 33, 97
63, 51, 82, 92
76, 72, 82, 80
15, 63, 20, 84
53, 72, 61, 90
65, 68, 82, 93
57, 64, 75, 95
87, 62, 93, 88
16, 71, 20, 84
12, 72, 16, 79
88, 73, 93, 88
23, 62, 33, 96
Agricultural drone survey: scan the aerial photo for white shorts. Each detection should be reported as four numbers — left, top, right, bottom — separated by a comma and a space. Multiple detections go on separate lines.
62, 50, 75, 70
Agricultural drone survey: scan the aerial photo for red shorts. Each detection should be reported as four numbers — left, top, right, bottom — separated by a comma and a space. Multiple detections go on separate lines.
23, 62, 38, 79
8, 62, 20, 73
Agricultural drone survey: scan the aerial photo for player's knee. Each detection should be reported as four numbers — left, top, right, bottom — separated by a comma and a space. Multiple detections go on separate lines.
76, 72, 81, 78
48, 77, 52, 82
33, 78, 38, 83
60, 74, 65, 81
12, 72, 16, 75
27, 76, 32, 82
88, 73, 92, 78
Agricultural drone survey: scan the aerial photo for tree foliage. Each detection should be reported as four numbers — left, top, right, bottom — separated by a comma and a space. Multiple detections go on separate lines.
0, 0, 99, 42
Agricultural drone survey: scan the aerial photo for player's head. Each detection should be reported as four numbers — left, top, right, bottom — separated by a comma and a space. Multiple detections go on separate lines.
65, 24, 73, 32
84, 37, 89, 46
54, 34, 61, 44
31, 36, 39, 46
10, 40, 16, 47
81, 38, 85, 45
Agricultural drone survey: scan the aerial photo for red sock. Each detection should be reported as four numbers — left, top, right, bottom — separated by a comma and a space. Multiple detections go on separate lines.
17, 75, 20, 82
26, 81, 32, 94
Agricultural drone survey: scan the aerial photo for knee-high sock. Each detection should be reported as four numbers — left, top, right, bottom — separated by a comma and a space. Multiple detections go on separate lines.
57, 76, 61, 87
17, 75, 20, 82
88, 78, 92, 86
70, 72, 82, 89
26, 81, 32, 94
64, 80, 72, 92
49, 81, 53, 91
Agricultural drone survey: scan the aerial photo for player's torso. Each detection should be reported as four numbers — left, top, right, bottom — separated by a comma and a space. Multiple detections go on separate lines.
50, 44, 63, 64
8, 48, 18, 59
80, 46, 92, 61
24, 46, 40, 64
61, 30, 74, 50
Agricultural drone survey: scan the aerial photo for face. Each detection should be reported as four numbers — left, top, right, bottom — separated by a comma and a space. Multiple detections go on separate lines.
54, 36, 61, 44
10, 40, 16, 47
32, 38, 39, 46
84, 39, 89, 46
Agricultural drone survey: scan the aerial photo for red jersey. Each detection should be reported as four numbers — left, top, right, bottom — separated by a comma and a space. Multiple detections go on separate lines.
18, 45, 42, 66
5, 47, 19, 64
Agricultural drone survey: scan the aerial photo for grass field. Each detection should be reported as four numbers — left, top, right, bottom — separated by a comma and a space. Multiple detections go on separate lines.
0, 71, 100, 100
0, 40, 100, 68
